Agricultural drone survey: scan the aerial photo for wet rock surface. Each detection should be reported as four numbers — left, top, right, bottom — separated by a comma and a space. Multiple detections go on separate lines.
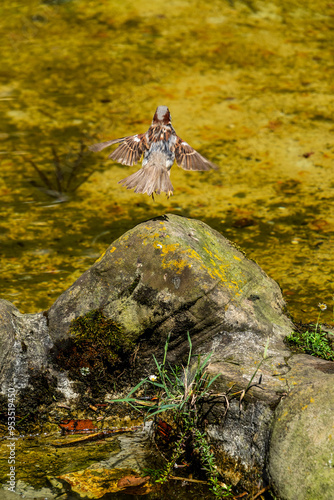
0, 214, 333, 499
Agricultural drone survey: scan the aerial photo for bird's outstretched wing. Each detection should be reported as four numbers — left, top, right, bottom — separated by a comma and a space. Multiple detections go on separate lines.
89, 134, 148, 166
174, 137, 218, 171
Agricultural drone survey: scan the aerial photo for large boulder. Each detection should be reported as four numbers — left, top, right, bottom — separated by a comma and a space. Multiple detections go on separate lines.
46, 214, 292, 342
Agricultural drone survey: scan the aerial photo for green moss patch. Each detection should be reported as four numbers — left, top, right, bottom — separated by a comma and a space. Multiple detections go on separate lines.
53, 310, 135, 401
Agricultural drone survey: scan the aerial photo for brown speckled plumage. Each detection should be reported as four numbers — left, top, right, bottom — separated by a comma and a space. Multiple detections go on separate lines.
89, 106, 217, 198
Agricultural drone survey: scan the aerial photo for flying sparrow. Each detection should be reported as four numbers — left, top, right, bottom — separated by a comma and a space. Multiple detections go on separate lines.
89, 106, 217, 198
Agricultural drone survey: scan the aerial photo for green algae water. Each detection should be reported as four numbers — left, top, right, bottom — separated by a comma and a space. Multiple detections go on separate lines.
0, 0, 333, 323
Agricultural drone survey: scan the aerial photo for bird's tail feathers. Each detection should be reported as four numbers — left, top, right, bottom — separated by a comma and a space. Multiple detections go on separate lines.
118, 165, 174, 198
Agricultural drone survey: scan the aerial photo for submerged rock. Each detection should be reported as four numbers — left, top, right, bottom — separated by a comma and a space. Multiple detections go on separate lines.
0, 214, 333, 499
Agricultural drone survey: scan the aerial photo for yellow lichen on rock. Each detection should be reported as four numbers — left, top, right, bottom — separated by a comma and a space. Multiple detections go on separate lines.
59, 468, 152, 499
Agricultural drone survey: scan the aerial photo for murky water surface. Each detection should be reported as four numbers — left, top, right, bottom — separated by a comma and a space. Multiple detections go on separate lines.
1, 0, 333, 323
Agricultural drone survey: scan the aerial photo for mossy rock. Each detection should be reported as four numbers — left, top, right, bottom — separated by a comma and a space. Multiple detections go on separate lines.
47, 213, 291, 347
268, 368, 334, 500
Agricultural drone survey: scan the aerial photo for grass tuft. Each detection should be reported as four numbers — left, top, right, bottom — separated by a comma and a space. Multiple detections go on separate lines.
286, 303, 334, 361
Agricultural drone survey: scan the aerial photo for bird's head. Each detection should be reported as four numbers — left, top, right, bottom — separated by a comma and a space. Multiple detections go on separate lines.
152, 106, 171, 125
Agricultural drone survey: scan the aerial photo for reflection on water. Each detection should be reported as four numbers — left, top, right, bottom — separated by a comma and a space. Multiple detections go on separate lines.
0, 0, 333, 323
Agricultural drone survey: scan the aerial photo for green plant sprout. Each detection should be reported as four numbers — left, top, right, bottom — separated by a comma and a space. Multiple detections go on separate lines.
192, 428, 233, 498
107, 332, 232, 498
107, 332, 221, 421
237, 337, 269, 408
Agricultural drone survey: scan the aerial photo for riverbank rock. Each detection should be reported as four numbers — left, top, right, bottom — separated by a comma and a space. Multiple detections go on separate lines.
0, 214, 333, 499
267, 355, 334, 500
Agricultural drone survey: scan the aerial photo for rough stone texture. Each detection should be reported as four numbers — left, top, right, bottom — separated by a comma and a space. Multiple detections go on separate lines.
268, 355, 334, 500
0, 214, 333, 499
216, 400, 273, 466
0, 300, 52, 392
